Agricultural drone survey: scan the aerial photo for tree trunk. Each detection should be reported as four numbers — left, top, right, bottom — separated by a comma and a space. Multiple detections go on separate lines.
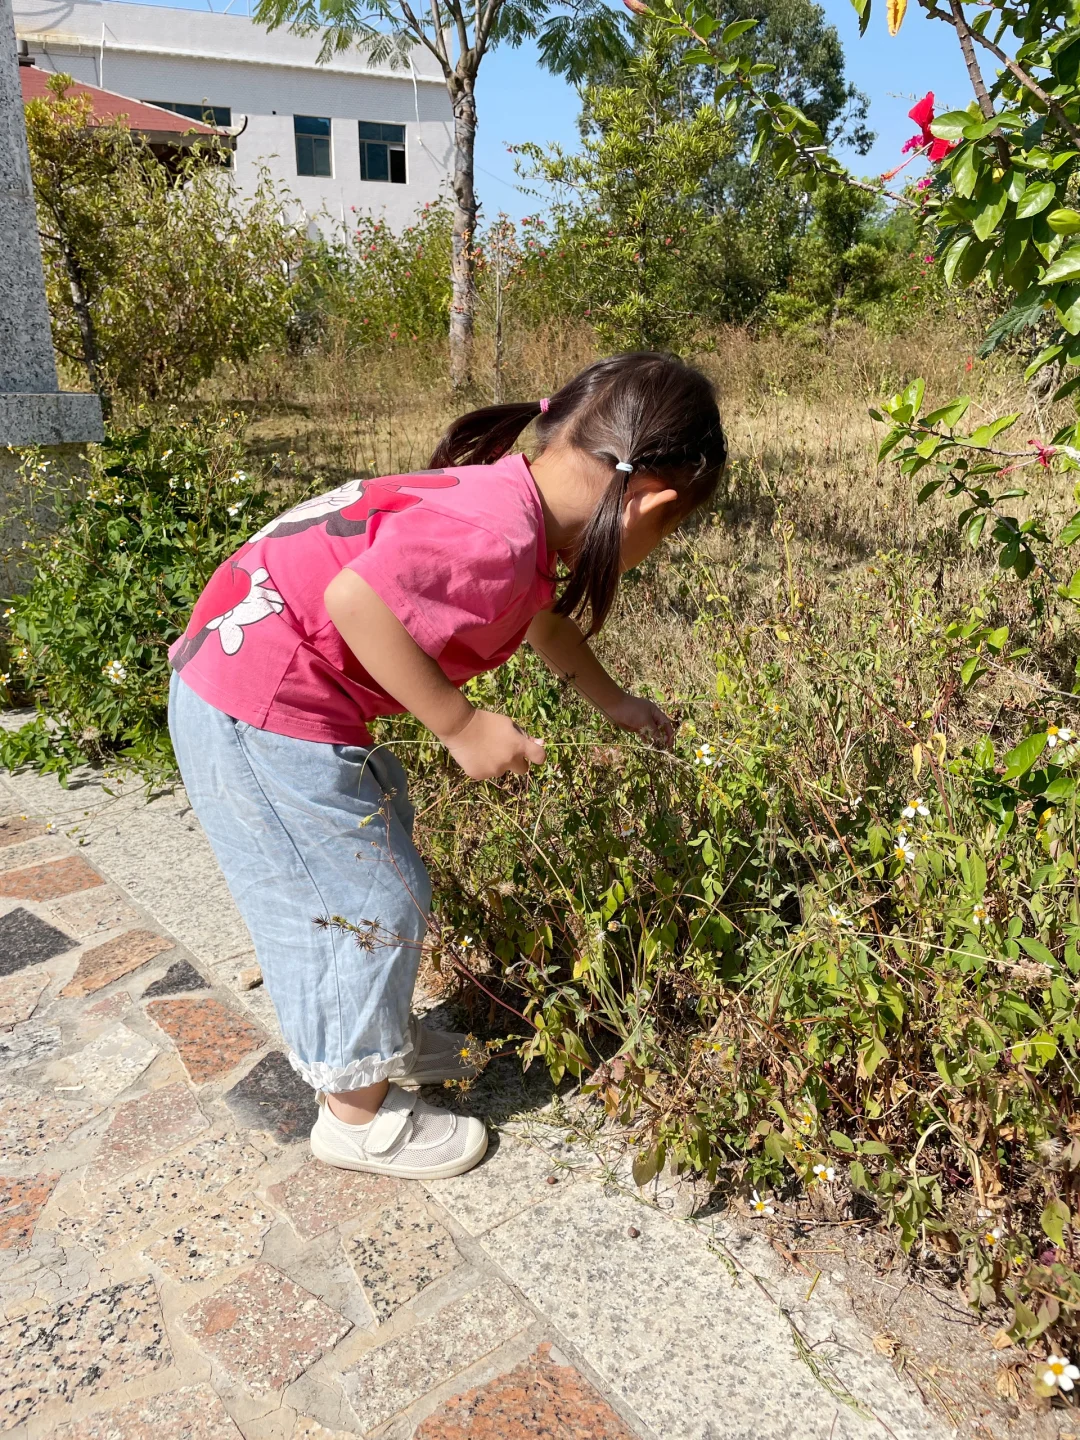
950, 0, 1010, 171
59, 241, 111, 419
449, 80, 477, 392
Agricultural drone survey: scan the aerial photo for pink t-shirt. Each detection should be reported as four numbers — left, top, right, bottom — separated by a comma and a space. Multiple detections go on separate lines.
169, 454, 556, 745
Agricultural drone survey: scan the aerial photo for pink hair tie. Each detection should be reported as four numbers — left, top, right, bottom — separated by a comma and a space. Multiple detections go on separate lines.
539, 397, 550, 413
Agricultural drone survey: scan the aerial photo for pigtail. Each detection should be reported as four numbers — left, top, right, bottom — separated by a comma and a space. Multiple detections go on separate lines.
429, 401, 544, 467
553, 470, 628, 637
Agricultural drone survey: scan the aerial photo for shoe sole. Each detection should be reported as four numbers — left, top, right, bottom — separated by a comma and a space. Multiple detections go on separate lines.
309, 1124, 489, 1180
398, 1065, 480, 1088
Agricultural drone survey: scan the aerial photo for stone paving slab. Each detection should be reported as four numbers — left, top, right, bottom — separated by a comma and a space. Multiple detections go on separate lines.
415, 1342, 638, 1440
180, 1261, 352, 1394
0, 764, 954, 1440
0, 906, 75, 975
0, 1277, 171, 1429
0, 855, 102, 902
50, 1384, 244, 1440
340, 1280, 531, 1433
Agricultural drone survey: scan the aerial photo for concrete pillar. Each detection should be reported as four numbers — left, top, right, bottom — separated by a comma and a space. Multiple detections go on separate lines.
0, 0, 101, 447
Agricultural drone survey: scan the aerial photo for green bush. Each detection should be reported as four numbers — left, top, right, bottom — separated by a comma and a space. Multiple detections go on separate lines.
0, 417, 300, 784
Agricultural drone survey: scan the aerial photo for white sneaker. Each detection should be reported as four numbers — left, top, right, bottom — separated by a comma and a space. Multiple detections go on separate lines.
399, 1015, 480, 1088
310, 1083, 488, 1179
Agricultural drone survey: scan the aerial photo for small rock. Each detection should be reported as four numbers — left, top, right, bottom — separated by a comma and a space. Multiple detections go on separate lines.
237, 966, 263, 990
627, 1226, 640, 1238
545, 1174, 559, 1185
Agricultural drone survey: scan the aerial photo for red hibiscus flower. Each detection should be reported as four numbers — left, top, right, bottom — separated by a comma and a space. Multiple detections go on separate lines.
902, 92, 955, 163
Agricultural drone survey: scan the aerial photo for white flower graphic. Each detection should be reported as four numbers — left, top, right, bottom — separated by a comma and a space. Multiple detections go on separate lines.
205, 568, 284, 656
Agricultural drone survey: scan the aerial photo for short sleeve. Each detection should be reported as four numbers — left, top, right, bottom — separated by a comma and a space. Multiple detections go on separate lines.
345, 509, 516, 659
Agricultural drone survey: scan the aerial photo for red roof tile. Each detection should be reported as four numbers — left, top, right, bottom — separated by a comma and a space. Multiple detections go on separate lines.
19, 66, 223, 135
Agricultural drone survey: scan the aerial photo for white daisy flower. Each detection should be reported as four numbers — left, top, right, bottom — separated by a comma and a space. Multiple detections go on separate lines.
168, 478, 177, 489
693, 742, 715, 768
972, 903, 988, 926
103, 660, 127, 683
827, 904, 853, 929
161, 449, 173, 461
901, 796, 930, 820
462, 934, 475, 948
227, 503, 243, 517
184, 479, 192, 490
2, 608, 12, 618
982, 1225, 1002, 1246
16, 647, 29, 662
893, 833, 916, 866
749, 1189, 774, 1216
812, 1163, 835, 1183
1046, 724, 1074, 749
1041, 1355, 1080, 1392
0, 673, 9, 685
228, 470, 248, 485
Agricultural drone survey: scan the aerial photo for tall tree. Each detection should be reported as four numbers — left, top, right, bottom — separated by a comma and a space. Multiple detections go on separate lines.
255, 0, 631, 387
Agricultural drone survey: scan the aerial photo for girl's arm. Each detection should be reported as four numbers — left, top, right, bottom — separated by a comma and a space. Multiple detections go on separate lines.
325, 570, 546, 781
526, 611, 675, 746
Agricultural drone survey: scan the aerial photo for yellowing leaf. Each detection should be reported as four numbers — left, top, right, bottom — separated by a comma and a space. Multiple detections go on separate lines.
912, 743, 923, 779
931, 731, 947, 764
887, 0, 907, 33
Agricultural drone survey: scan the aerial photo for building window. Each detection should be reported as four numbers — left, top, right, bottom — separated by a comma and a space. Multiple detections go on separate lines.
359, 122, 406, 183
148, 101, 232, 127
295, 115, 332, 177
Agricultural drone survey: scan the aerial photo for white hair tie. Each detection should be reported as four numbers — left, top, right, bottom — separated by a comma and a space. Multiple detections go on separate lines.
615, 461, 634, 473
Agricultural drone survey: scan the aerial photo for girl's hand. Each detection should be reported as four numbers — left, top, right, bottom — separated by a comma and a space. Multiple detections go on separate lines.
442, 709, 546, 781
606, 692, 676, 748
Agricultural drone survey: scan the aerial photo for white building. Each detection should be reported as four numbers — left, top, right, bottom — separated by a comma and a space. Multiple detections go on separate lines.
14, 0, 453, 232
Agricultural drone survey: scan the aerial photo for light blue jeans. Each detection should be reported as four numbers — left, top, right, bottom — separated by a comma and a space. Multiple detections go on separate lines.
168, 672, 431, 1092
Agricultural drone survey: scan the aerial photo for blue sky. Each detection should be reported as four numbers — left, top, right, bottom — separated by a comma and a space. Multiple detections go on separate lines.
116, 0, 977, 217
474, 1, 974, 215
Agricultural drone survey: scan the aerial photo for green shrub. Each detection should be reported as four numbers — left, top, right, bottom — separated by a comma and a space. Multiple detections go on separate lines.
0, 417, 300, 784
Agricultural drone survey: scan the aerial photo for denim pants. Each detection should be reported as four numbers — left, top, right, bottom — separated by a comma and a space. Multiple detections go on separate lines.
168, 672, 431, 1092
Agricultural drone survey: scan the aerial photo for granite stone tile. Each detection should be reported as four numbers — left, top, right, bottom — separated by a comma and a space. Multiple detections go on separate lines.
0, 1173, 58, 1250
46, 887, 142, 940
180, 1262, 351, 1394
59, 1133, 265, 1255
0, 1094, 98, 1160
61, 930, 174, 999
0, 835, 68, 873
0, 907, 75, 977
343, 1193, 461, 1323
0, 1021, 60, 1068
224, 1050, 315, 1144
142, 959, 210, 998
88, 1082, 208, 1185
47, 1024, 160, 1105
0, 816, 47, 848
147, 996, 266, 1084
341, 1282, 530, 1433
268, 1158, 399, 1241
415, 1343, 638, 1440
423, 1134, 579, 1237
0, 967, 50, 1026
143, 1194, 272, 1282
51, 1384, 243, 1440
0, 1278, 171, 1429
78, 991, 132, 1030
0, 856, 103, 902
291, 1420, 354, 1440
484, 1185, 944, 1440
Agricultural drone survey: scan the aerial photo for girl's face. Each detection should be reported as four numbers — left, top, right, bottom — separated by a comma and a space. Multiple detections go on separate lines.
619, 479, 683, 573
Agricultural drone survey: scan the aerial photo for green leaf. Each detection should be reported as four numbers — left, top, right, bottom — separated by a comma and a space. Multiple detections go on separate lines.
966, 511, 987, 548
1049, 207, 1080, 234
1017, 181, 1057, 218
829, 1130, 855, 1152
951, 145, 982, 200
849, 0, 871, 35
722, 18, 758, 42
922, 395, 970, 427
1003, 732, 1050, 778
632, 1147, 661, 1188
1042, 245, 1080, 283
960, 654, 985, 686
1041, 1198, 1070, 1248
1019, 936, 1056, 967
1025, 344, 1064, 379
972, 183, 1008, 242
930, 110, 975, 141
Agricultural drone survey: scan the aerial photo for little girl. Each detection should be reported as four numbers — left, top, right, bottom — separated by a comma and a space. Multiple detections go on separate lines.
168, 351, 726, 1181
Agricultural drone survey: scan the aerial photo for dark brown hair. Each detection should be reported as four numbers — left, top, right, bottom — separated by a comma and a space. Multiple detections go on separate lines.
429, 352, 727, 634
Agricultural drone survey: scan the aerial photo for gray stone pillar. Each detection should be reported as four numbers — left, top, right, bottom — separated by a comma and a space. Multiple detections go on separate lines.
0, 0, 101, 446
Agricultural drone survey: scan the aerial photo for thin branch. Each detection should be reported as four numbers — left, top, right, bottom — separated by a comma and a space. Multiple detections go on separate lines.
949, 0, 1010, 170
395, 0, 451, 74
428, 0, 450, 66
925, 2, 1080, 150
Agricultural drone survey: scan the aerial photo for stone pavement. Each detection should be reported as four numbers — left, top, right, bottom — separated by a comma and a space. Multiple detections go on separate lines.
0, 754, 953, 1440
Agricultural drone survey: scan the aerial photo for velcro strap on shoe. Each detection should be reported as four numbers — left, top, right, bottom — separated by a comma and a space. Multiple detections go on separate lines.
365, 1086, 418, 1155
